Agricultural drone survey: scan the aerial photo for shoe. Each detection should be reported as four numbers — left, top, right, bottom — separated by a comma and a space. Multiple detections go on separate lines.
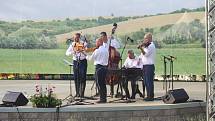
130, 95, 135, 99
96, 100, 107, 103
144, 97, 154, 101
93, 93, 100, 97
74, 94, 80, 97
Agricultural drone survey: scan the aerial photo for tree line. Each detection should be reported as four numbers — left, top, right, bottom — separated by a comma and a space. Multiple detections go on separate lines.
0, 16, 132, 49
118, 19, 205, 48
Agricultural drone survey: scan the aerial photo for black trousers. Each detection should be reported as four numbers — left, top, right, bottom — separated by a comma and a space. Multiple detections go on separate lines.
73, 59, 87, 97
123, 76, 140, 98
95, 64, 108, 101
143, 65, 155, 98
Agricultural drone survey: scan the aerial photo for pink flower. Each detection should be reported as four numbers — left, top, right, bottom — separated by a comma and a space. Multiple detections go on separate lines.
50, 90, 53, 93
36, 89, 40, 92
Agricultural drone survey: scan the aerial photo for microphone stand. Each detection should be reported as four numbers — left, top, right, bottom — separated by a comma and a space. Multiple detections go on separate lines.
62, 59, 75, 103
168, 55, 175, 90
163, 55, 175, 93
163, 56, 168, 94
63, 53, 94, 106
115, 36, 127, 99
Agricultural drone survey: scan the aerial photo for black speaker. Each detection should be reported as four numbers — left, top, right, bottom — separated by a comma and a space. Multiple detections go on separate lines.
2, 91, 29, 106
163, 88, 189, 104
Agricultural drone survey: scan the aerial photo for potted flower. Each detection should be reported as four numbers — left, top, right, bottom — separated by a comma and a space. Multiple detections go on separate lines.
30, 84, 62, 108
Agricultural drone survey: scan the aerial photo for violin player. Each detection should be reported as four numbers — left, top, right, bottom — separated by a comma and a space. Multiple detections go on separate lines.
138, 33, 156, 101
66, 33, 88, 98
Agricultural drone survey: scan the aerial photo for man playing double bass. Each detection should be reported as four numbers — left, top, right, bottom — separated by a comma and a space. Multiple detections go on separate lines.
66, 33, 88, 98
100, 32, 120, 49
100, 32, 121, 97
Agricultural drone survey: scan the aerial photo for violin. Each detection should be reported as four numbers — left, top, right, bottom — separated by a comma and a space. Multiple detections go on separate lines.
137, 42, 151, 49
73, 42, 85, 52
138, 33, 152, 49
85, 47, 97, 52
74, 42, 98, 53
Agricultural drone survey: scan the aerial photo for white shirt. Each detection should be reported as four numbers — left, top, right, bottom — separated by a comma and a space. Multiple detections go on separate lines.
103, 38, 120, 49
87, 45, 109, 66
123, 56, 143, 68
140, 42, 156, 65
65, 41, 87, 61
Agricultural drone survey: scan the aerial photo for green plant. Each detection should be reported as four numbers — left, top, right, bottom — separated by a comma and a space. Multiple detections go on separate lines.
30, 84, 62, 108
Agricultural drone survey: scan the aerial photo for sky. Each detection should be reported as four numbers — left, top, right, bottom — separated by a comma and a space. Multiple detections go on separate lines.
0, 0, 205, 21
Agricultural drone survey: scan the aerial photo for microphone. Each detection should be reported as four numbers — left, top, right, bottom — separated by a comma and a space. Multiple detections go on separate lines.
162, 55, 171, 61
112, 23, 117, 34
168, 55, 176, 60
127, 37, 134, 43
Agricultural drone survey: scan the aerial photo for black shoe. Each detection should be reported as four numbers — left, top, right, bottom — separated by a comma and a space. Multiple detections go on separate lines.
93, 93, 100, 97
74, 94, 80, 97
144, 97, 154, 101
96, 100, 107, 103
130, 95, 135, 99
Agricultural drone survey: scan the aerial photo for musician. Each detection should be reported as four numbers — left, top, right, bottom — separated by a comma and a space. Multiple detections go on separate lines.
138, 33, 156, 101
66, 33, 87, 98
123, 50, 143, 99
87, 38, 109, 103
100, 32, 120, 49
99, 31, 121, 97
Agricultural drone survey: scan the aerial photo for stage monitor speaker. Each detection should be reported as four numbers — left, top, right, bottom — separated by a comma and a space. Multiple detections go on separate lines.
163, 88, 189, 104
2, 91, 29, 106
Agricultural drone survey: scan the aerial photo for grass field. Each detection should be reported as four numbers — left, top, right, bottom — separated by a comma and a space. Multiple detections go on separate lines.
56, 12, 205, 43
0, 47, 206, 75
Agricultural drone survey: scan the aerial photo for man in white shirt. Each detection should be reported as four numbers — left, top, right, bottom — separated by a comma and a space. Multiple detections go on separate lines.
100, 32, 120, 49
139, 33, 156, 101
123, 50, 143, 69
65, 33, 88, 98
100, 32, 121, 97
123, 50, 143, 99
87, 38, 109, 103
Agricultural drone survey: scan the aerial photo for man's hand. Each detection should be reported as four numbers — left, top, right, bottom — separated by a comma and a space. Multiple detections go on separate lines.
74, 48, 84, 53
140, 47, 145, 55
78, 49, 84, 52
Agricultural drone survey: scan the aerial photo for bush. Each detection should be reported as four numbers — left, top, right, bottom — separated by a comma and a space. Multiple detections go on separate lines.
30, 95, 62, 108
30, 84, 62, 108
0, 34, 58, 49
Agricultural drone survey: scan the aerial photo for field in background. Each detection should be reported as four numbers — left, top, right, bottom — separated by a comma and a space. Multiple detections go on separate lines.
0, 10, 206, 75
56, 12, 205, 43
0, 46, 205, 75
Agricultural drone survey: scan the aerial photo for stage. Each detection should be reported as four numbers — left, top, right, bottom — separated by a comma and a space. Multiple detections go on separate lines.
0, 80, 206, 121
0, 101, 206, 121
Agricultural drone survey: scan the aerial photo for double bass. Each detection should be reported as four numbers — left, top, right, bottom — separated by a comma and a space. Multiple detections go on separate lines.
105, 23, 121, 97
